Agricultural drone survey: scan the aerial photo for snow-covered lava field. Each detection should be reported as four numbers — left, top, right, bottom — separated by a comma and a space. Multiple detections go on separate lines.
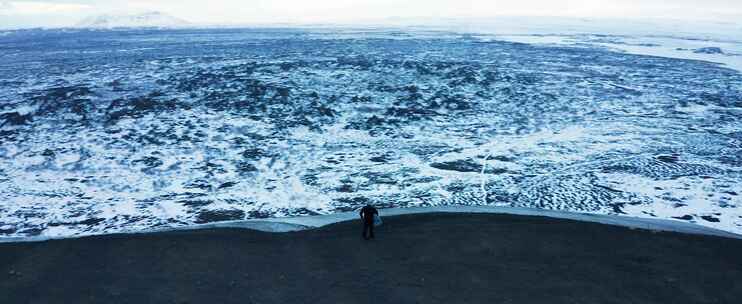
0, 28, 741, 238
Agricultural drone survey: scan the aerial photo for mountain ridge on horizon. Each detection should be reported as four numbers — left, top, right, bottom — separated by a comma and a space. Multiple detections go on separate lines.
74, 11, 191, 29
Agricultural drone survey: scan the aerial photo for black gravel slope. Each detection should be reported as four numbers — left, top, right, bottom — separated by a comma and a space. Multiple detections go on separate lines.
2, 213, 741, 304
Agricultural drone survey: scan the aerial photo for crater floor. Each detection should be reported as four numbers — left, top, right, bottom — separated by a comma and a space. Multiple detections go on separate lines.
0, 28, 740, 238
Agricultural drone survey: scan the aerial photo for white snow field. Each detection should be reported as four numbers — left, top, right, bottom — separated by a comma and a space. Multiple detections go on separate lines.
0, 20, 740, 240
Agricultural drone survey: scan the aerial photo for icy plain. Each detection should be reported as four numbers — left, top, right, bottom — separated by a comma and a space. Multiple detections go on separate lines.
0, 27, 740, 239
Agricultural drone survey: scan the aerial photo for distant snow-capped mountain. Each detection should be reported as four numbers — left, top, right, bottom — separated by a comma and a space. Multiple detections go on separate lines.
75, 11, 190, 29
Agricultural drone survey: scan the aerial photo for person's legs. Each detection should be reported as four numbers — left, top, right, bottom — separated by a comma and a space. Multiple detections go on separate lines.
362, 222, 369, 240
369, 223, 375, 239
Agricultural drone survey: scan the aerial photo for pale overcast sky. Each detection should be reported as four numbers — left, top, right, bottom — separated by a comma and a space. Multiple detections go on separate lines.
1, 0, 741, 28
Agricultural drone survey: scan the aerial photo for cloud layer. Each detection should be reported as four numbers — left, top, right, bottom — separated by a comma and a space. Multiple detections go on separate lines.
1, 0, 741, 28
0, 1, 91, 15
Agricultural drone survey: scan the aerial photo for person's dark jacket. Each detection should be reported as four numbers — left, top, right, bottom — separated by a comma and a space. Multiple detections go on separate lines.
359, 205, 378, 223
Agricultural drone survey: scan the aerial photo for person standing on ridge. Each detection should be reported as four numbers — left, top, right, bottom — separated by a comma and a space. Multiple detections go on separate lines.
359, 204, 379, 240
